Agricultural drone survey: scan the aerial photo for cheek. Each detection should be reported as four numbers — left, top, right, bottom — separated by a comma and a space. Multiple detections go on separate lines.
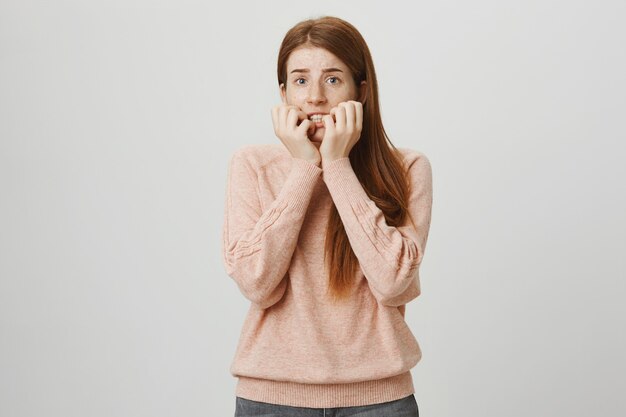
330, 91, 353, 105
289, 91, 307, 103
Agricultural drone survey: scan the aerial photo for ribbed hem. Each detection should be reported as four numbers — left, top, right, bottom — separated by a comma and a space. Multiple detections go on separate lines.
235, 371, 415, 408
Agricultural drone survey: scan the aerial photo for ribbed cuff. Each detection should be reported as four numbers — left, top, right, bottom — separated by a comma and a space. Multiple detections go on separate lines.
235, 371, 415, 408
321, 157, 370, 215
279, 157, 323, 215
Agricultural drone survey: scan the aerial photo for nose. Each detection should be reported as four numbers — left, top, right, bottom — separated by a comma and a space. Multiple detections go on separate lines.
306, 81, 327, 105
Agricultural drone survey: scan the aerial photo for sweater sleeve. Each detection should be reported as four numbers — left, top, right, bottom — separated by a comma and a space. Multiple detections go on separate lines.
322, 153, 433, 307
221, 148, 323, 309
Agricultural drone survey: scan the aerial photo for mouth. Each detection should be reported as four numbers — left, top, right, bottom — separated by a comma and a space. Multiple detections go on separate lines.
307, 112, 328, 124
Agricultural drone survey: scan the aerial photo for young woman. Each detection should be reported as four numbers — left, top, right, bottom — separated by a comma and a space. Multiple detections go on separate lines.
222, 15, 432, 416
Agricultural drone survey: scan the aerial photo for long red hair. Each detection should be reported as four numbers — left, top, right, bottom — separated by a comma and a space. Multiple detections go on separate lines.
277, 16, 415, 303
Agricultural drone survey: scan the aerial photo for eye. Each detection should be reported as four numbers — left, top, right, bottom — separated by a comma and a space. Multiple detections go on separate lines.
295, 78, 306, 85
327, 76, 340, 84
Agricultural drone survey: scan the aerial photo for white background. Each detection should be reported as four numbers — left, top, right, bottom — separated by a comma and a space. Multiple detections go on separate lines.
1, 1, 624, 416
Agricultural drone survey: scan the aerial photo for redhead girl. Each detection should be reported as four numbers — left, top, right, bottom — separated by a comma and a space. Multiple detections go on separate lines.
222, 15, 432, 417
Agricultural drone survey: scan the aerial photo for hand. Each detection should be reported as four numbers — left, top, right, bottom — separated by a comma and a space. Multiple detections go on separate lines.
319, 100, 363, 166
271, 104, 321, 167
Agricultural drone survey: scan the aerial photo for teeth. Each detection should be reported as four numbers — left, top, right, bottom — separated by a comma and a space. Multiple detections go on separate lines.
309, 114, 324, 122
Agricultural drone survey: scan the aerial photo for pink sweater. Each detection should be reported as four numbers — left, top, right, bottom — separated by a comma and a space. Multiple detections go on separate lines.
221, 143, 433, 408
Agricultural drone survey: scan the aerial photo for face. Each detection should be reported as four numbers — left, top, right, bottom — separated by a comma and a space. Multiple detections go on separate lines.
280, 46, 366, 146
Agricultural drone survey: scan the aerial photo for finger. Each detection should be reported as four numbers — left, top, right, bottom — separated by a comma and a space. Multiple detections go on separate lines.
296, 108, 308, 123
297, 119, 312, 136
354, 101, 363, 131
286, 105, 306, 124
271, 106, 278, 132
287, 107, 299, 128
278, 105, 289, 129
335, 105, 346, 131
343, 102, 355, 133
322, 114, 335, 133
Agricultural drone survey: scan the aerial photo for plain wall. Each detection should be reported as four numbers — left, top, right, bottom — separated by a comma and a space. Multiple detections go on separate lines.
1, 0, 624, 416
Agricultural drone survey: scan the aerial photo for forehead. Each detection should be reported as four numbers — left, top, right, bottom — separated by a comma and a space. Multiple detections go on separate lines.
286, 46, 347, 71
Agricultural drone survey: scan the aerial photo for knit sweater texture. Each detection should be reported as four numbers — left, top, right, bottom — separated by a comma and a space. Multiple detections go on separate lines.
221, 143, 433, 408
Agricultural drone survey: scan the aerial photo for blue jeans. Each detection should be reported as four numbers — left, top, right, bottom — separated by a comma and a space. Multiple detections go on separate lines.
234, 393, 419, 416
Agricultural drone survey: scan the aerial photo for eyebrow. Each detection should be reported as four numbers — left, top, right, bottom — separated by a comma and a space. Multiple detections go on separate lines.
290, 68, 344, 74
